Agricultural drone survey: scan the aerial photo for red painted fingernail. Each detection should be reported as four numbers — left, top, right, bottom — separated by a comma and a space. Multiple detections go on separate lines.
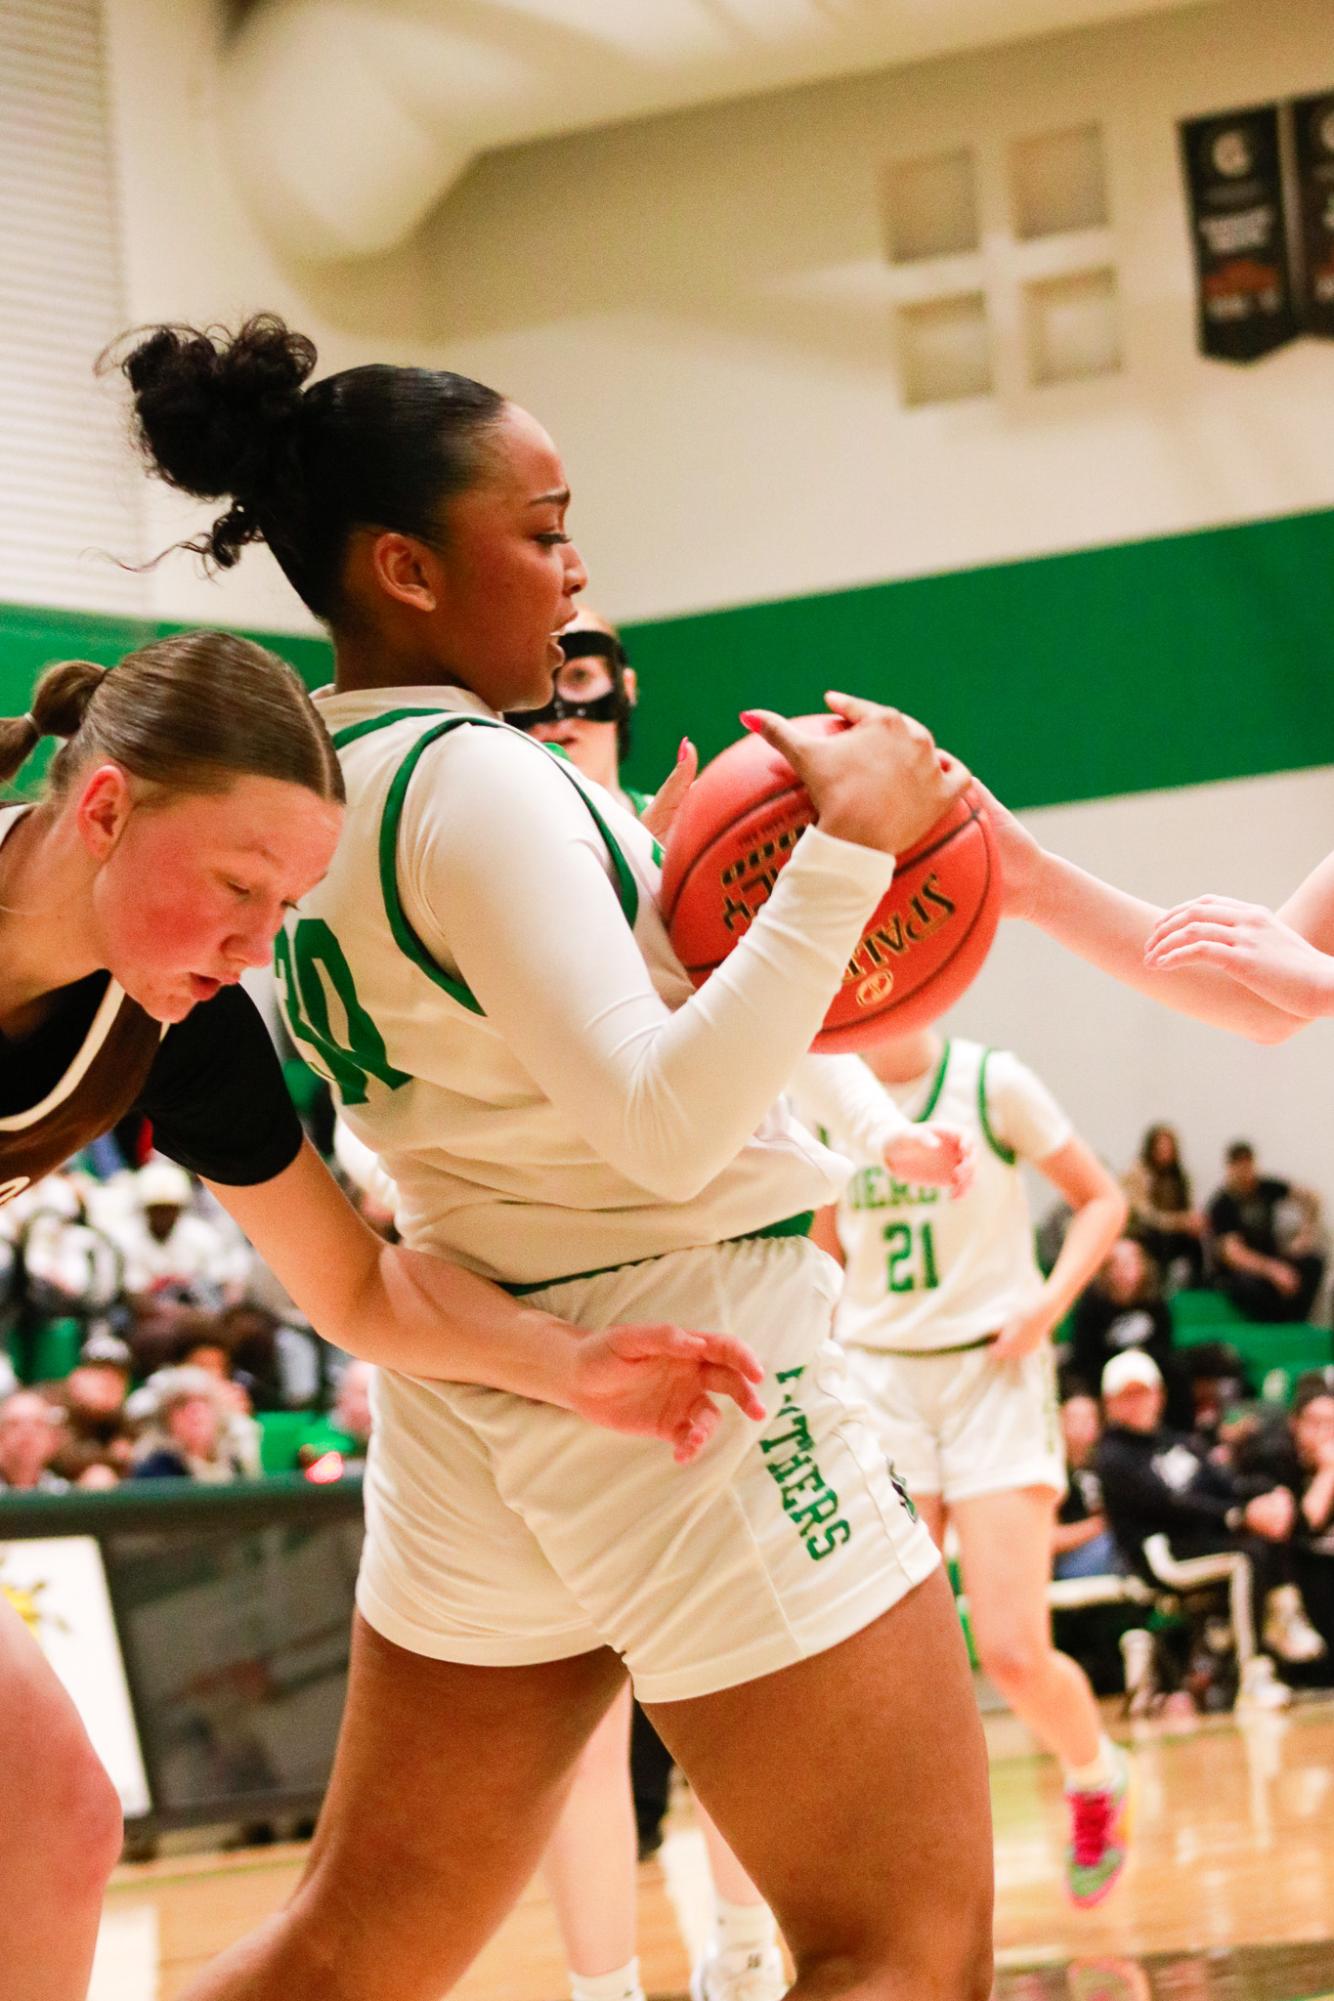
678, 736, 691, 762
739, 710, 763, 731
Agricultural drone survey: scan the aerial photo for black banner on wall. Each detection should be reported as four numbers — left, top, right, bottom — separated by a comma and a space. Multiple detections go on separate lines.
1179, 104, 1298, 361
1292, 91, 1334, 339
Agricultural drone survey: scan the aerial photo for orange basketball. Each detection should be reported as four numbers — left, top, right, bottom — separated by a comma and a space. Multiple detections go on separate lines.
660, 715, 1000, 1052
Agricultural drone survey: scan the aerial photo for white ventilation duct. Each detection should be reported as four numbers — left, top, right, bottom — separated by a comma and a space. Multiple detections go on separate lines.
220, 0, 1211, 263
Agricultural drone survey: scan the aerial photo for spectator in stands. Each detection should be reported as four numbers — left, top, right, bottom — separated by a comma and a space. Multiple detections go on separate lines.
129, 1367, 252, 1483
0, 1389, 67, 1492
47, 1330, 135, 1481
1123, 1124, 1204, 1290
1232, 1373, 1334, 1664
118, 1160, 252, 1308
331, 1360, 374, 1461
1206, 1141, 1325, 1324
16, 1173, 123, 1332
219, 1302, 323, 1412
1053, 1393, 1120, 1580
1069, 1238, 1192, 1428
159, 1316, 264, 1474
56, 1441, 123, 1491
1094, 1351, 1321, 1706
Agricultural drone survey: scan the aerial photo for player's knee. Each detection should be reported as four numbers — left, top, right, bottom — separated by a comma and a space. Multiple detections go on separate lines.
976, 1626, 1047, 1691
790, 1861, 993, 1999
42, 1721, 123, 1902
793, 1921, 992, 2001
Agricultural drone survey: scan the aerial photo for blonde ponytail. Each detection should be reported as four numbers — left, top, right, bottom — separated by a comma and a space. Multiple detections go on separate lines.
0, 659, 106, 787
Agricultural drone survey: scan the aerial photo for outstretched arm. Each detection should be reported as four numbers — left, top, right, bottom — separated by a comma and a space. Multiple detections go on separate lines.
981, 783, 1311, 1044
1139, 846, 1334, 1022
208, 1141, 764, 1463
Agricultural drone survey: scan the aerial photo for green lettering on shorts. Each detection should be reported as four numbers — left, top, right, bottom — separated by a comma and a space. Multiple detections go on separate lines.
761, 1367, 852, 1562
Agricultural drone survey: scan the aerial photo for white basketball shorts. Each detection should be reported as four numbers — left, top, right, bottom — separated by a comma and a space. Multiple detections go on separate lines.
357, 1235, 939, 1702
844, 1339, 1065, 1505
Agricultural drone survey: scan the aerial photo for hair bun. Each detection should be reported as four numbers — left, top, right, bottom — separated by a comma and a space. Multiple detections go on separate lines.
114, 315, 318, 506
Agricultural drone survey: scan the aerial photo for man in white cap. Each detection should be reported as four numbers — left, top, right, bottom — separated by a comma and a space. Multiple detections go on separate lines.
1094, 1350, 1322, 1706
120, 1159, 251, 1304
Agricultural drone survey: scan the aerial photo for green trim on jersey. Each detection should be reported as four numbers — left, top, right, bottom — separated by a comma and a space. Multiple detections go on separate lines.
977, 1048, 1017, 1164
915, 1042, 952, 1123
330, 707, 443, 752
502, 1209, 816, 1296
332, 708, 641, 1017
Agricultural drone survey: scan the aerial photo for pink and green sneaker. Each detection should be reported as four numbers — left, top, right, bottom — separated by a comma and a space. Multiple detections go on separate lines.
1065, 1749, 1134, 1908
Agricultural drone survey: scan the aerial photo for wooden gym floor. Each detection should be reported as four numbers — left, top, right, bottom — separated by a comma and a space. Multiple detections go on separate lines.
91, 1699, 1334, 2001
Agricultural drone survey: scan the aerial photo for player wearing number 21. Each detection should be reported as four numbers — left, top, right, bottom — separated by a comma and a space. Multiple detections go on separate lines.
803, 1028, 1133, 1909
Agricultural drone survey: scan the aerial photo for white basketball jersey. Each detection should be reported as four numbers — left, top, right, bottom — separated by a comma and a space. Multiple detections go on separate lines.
277, 686, 854, 1285
815, 1039, 1072, 1354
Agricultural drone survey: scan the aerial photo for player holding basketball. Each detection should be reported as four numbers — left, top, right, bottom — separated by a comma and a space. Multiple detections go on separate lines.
510, 607, 787, 2001
510, 607, 964, 2001
802, 1028, 1132, 1905
0, 632, 769, 2001
120, 314, 994, 2001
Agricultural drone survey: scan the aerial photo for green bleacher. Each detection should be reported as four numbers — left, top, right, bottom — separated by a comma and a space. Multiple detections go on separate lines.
1168, 1289, 1331, 1404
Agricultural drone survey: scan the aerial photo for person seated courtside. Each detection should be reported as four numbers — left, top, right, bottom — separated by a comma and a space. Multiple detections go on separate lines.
1205, 1141, 1325, 1325
1094, 1351, 1323, 1706
1123, 1124, 1205, 1291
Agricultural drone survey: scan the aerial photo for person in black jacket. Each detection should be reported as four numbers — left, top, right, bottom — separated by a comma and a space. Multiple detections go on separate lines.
1233, 1373, 1334, 1663
1093, 1351, 1320, 1706
1070, 1239, 1192, 1428
1205, 1142, 1325, 1324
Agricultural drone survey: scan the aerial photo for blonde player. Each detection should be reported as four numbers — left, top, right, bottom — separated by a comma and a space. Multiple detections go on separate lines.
805, 1026, 1133, 1907
0, 633, 769, 2001
122, 316, 994, 2001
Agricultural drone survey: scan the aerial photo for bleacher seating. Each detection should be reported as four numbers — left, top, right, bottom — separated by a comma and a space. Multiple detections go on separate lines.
1168, 1289, 1331, 1403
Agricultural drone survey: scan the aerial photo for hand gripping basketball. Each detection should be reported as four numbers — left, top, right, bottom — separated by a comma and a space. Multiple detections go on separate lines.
661, 697, 1002, 1052
741, 693, 969, 855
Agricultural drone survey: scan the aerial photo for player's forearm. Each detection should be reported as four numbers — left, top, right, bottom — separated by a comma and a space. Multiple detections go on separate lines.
796, 1053, 911, 1159
1024, 852, 1305, 1044
571, 829, 897, 1202
209, 1144, 583, 1406
1039, 1189, 1128, 1326
347, 1244, 583, 1405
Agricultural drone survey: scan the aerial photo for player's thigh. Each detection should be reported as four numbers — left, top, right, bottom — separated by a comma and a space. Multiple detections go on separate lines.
567, 1675, 633, 1785
0, 1594, 120, 1882
292, 1616, 626, 1985
950, 1485, 1059, 1664
912, 1489, 947, 1549
645, 1567, 992, 1992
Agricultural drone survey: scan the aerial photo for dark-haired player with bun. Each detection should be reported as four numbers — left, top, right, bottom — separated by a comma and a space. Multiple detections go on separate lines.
511, 605, 977, 2001
117, 313, 993, 2001
0, 629, 768, 2001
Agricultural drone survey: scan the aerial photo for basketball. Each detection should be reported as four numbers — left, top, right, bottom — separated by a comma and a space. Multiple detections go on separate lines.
660, 715, 1001, 1052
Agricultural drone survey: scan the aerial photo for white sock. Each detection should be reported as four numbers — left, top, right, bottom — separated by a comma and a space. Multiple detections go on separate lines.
1064, 1733, 1120, 1793
571, 1959, 644, 2001
714, 1897, 778, 1958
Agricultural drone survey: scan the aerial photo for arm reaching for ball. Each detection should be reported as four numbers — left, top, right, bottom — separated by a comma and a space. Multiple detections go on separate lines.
978, 781, 1316, 1043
